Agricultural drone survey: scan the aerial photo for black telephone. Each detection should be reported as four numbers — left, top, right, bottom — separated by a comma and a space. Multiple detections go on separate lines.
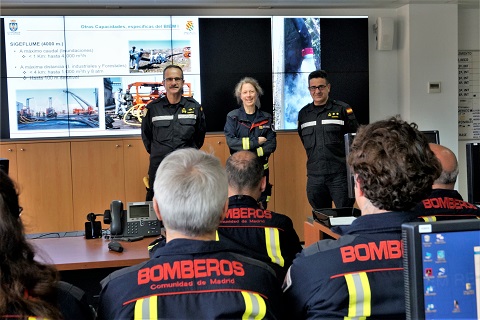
107, 200, 162, 237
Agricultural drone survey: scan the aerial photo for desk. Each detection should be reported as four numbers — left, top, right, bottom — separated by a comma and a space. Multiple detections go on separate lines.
304, 219, 340, 247
30, 236, 152, 271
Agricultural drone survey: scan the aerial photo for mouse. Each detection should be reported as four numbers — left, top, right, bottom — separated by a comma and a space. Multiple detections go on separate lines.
108, 241, 123, 253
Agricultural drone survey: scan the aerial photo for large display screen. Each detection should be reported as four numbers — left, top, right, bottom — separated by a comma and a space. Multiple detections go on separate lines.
2, 16, 200, 139
1, 16, 369, 139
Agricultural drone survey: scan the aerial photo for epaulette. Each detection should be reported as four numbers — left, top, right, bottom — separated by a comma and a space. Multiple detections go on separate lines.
332, 100, 350, 108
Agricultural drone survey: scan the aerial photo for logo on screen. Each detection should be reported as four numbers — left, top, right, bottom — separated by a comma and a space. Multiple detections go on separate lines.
9, 20, 18, 32
186, 21, 194, 32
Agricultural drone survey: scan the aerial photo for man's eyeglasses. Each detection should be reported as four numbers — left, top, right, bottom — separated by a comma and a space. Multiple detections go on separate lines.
308, 85, 328, 92
164, 77, 183, 82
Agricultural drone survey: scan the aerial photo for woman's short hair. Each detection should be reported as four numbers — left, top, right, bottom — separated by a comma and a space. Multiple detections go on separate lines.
234, 77, 264, 106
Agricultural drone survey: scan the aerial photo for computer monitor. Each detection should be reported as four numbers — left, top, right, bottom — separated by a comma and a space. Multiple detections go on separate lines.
344, 130, 440, 199
467, 143, 480, 205
421, 130, 440, 144
402, 219, 480, 320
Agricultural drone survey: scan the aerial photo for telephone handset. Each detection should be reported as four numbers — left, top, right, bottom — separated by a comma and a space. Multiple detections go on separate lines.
107, 200, 162, 237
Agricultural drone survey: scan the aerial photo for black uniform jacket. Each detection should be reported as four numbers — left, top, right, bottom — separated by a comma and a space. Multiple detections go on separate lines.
297, 99, 358, 175
224, 106, 276, 168
141, 96, 206, 177
97, 238, 283, 320
217, 195, 302, 282
283, 211, 420, 319
414, 188, 480, 217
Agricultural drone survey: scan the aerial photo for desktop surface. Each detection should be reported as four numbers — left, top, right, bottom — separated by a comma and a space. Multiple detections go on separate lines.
29, 236, 153, 271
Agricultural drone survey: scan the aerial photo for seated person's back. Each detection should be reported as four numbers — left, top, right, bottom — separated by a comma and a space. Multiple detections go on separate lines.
97, 148, 282, 319
218, 151, 302, 282
283, 117, 442, 319
414, 143, 480, 217
0, 170, 94, 320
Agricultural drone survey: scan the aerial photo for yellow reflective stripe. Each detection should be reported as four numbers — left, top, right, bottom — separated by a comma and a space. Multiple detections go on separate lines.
344, 272, 371, 319
149, 296, 158, 319
266, 196, 271, 202
134, 296, 158, 320
257, 147, 264, 157
241, 291, 267, 319
242, 137, 250, 150
215, 230, 220, 241
265, 227, 284, 267
421, 216, 437, 222
263, 163, 269, 170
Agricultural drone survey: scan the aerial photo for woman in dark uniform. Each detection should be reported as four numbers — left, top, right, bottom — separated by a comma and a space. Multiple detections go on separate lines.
224, 77, 276, 208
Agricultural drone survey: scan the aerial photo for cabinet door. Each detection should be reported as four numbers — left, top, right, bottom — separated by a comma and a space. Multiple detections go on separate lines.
71, 140, 125, 230
201, 134, 229, 166
16, 142, 74, 233
123, 138, 150, 202
271, 132, 310, 241
0, 144, 18, 181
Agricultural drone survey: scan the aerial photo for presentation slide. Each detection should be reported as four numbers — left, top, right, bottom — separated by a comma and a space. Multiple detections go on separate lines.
3, 16, 200, 139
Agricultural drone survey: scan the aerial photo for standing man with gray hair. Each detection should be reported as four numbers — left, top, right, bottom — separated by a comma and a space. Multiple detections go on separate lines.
97, 148, 282, 320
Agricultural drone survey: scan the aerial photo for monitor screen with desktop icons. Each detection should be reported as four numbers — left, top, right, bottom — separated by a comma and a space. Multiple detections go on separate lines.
402, 219, 480, 320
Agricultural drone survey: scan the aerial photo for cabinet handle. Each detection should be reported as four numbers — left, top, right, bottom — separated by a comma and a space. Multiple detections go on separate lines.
127, 144, 132, 147
8, 148, 13, 152
217, 141, 222, 144
20, 148, 25, 151
115, 144, 120, 148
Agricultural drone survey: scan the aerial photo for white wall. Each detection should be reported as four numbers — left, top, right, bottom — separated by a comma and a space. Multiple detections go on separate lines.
3, 4, 477, 197
458, 7, 479, 199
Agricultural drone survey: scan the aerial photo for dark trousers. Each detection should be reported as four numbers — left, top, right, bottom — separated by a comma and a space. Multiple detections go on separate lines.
306, 171, 354, 210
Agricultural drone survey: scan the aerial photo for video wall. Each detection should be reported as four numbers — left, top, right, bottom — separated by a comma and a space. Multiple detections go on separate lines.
1, 16, 369, 139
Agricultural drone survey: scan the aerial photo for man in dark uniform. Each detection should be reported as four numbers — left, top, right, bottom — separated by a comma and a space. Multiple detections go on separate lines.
283, 117, 442, 319
141, 65, 206, 201
415, 143, 479, 217
97, 149, 282, 319
218, 150, 302, 284
297, 70, 359, 210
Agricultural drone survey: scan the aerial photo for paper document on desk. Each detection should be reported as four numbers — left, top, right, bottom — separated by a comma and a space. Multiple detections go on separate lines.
330, 216, 356, 226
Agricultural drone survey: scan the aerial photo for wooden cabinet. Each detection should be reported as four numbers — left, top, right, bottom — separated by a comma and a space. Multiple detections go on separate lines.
201, 134, 229, 166
0, 144, 18, 181
0, 134, 311, 240
271, 132, 311, 239
71, 140, 126, 230
0, 142, 74, 233
123, 139, 150, 202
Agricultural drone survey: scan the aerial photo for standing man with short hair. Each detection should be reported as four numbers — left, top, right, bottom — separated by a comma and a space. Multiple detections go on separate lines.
113, 88, 125, 118
97, 149, 282, 319
141, 65, 206, 201
297, 70, 359, 210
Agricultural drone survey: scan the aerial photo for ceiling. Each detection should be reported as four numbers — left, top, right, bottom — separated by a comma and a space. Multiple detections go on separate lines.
1, 0, 479, 9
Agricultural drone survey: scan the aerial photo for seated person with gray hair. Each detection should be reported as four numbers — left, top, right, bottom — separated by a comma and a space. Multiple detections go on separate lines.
414, 142, 479, 217
97, 148, 282, 319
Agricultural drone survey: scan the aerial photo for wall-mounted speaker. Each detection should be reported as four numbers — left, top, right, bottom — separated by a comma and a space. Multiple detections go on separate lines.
375, 17, 394, 51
